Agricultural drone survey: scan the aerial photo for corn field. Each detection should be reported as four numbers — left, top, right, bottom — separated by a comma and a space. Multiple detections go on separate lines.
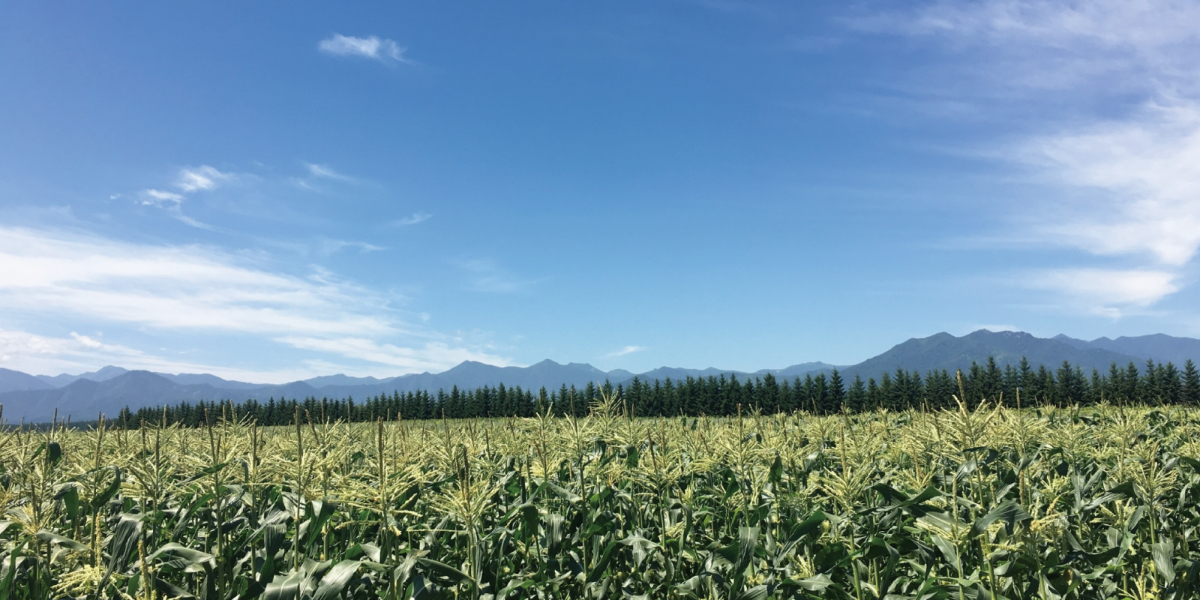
2, 397, 1200, 600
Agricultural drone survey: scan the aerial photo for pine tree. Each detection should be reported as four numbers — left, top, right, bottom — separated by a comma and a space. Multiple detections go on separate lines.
1161, 363, 1182, 405
847, 374, 866, 413
983, 356, 1002, 403
760, 374, 779, 415
825, 369, 843, 412
1183, 360, 1200, 405
812, 373, 830, 414
1017, 357, 1033, 401
866, 377, 880, 411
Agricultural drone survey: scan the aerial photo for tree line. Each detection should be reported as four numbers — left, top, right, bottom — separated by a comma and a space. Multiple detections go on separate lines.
117, 356, 1200, 428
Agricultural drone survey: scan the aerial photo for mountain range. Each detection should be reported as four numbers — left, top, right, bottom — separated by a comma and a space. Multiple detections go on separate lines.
1, 330, 1197, 422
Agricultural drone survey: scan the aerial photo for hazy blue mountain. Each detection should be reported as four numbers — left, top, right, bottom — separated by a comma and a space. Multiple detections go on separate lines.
627, 367, 754, 383
840, 330, 1140, 379
36, 365, 130, 387
1052, 334, 1200, 366
3, 371, 226, 422
607, 369, 635, 381
5, 331, 1198, 422
0, 368, 54, 393
758, 362, 839, 378
157, 373, 263, 390
433, 359, 609, 391
624, 362, 835, 385
303, 374, 386, 388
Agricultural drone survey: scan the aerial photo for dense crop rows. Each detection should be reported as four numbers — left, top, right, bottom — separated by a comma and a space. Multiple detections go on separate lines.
2, 395, 1199, 599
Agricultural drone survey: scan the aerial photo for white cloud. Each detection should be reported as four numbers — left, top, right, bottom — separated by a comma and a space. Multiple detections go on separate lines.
0, 227, 512, 378
318, 34, 412, 63
1014, 102, 1200, 266
278, 337, 515, 372
175, 165, 232, 192
851, 0, 1200, 310
135, 165, 235, 228
858, 0, 1200, 50
140, 189, 184, 206
305, 163, 357, 182
0, 226, 391, 335
1023, 268, 1180, 316
0, 328, 386, 384
457, 259, 535, 293
315, 236, 385, 256
393, 212, 432, 226
70, 331, 104, 350
605, 345, 646, 358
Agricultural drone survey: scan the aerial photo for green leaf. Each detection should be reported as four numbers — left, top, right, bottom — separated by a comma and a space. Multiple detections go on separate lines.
312, 560, 363, 600
259, 523, 286, 586
899, 486, 944, 508
416, 557, 475, 587
729, 526, 759, 592
787, 511, 826, 541
970, 501, 1032, 537
619, 533, 659, 569
1084, 481, 1137, 511
625, 445, 640, 468
90, 466, 123, 508
930, 534, 960, 573
787, 574, 834, 591
106, 514, 143, 574
34, 530, 86, 552
769, 453, 783, 485
46, 441, 63, 465
675, 575, 709, 599
732, 584, 769, 600
148, 543, 217, 569
57, 484, 80, 521
263, 571, 305, 600
345, 542, 380, 562
545, 481, 582, 504
1153, 540, 1176, 587
586, 540, 620, 583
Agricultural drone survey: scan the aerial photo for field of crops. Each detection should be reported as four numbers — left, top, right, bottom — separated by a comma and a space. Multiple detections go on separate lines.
1, 396, 1199, 600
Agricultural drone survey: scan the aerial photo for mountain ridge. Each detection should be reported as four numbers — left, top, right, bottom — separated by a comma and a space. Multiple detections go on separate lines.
3, 329, 1197, 421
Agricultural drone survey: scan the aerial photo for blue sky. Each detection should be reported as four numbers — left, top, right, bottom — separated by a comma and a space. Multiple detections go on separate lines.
3, 1, 1200, 382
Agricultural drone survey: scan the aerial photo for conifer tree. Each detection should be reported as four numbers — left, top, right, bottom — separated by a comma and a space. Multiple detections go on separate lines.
847, 374, 866, 413
1183, 360, 1200, 405
828, 369, 845, 412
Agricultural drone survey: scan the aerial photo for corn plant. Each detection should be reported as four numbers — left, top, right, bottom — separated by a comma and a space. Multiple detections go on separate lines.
0, 397, 1198, 599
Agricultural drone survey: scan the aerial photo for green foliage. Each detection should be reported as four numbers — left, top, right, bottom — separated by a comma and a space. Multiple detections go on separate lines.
2, 400, 1200, 599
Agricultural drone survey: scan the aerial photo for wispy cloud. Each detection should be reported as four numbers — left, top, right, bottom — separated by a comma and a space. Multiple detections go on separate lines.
0, 226, 508, 377
277, 337, 514, 372
605, 345, 646, 358
1022, 268, 1181, 318
393, 212, 432, 226
140, 189, 184, 206
849, 0, 1200, 314
1012, 102, 1200, 267
0, 226, 390, 335
175, 165, 233, 192
318, 34, 413, 64
0, 328, 401, 384
315, 236, 385, 256
456, 259, 535, 293
136, 165, 234, 228
305, 163, 357, 183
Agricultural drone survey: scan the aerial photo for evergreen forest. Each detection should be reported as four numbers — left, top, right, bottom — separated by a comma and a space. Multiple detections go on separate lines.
116, 357, 1200, 428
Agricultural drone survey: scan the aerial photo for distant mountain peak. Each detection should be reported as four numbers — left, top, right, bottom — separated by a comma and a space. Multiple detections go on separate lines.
5, 329, 1199, 422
